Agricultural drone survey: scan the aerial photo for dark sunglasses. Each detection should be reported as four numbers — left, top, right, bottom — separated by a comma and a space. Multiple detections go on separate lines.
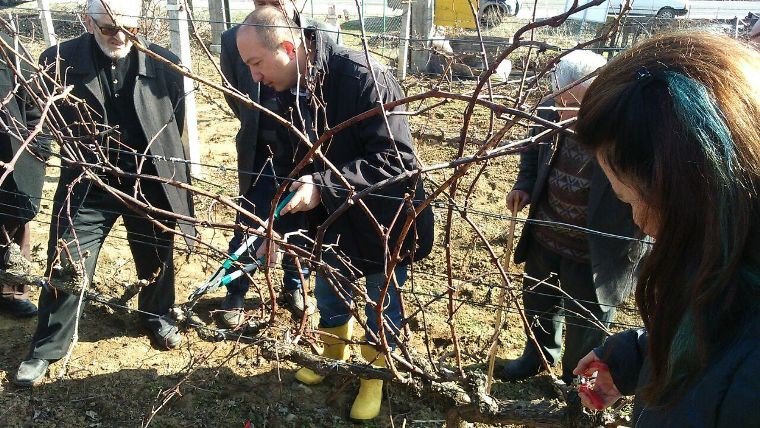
91, 17, 139, 37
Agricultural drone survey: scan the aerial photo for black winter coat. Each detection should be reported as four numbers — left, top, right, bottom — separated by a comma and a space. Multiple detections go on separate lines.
285, 33, 434, 275
596, 314, 760, 427
0, 32, 46, 223
39, 34, 195, 243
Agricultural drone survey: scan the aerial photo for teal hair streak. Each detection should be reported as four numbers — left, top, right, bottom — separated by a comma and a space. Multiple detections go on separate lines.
663, 71, 740, 261
658, 72, 741, 397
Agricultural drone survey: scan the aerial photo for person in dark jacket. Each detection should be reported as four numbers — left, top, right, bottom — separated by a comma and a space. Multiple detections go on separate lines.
0, 31, 47, 318
218, 0, 339, 325
572, 32, 760, 426
236, 6, 434, 421
500, 50, 642, 384
15, 0, 194, 387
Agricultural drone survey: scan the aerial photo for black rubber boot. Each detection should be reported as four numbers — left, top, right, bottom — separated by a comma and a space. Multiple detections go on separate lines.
0, 298, 38, 318
497, 345, 551, 382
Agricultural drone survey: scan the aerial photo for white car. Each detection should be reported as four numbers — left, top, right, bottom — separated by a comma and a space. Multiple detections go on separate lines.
0, 0, 31, 6
607, 0, 690, 19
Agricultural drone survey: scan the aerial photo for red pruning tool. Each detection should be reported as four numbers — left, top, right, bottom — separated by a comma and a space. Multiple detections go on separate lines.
575, 361, 608, 410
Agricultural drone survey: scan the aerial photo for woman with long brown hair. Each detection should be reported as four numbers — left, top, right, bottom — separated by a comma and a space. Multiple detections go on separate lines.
572, 32, 760, 425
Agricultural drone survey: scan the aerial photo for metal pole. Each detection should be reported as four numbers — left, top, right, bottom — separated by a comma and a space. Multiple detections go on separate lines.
223, 0, 232, 30
732, 16, 739, 39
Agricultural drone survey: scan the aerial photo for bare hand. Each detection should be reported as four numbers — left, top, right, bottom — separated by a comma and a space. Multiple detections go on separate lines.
506, 190, 530, 214
255, 232, 282, 266
280, 175, 321, 214
572, 351, 623, 410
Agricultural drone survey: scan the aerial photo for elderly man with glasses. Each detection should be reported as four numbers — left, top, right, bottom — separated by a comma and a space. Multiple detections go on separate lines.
14, 0, 194, 387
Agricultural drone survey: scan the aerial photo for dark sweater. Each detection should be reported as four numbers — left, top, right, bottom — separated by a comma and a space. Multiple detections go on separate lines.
92, 42, 149, 184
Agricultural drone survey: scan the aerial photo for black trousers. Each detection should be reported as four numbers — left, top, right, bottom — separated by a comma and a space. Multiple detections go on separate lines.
521, 241, 615, 377
0, 177, 33, 301
30, 184, 175, 360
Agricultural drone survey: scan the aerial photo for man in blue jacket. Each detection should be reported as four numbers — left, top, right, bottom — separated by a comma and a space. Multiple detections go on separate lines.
235, 7, 434, 420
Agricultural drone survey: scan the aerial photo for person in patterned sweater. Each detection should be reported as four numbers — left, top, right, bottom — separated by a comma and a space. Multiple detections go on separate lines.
500, 50, 644, 384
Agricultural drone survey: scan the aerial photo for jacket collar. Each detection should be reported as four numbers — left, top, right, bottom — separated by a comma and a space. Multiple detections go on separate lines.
304, 26, 334, 80
64, 33, 155, 79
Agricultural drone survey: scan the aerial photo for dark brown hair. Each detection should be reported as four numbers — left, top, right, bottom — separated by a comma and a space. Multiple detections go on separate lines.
576, 32, 760, 404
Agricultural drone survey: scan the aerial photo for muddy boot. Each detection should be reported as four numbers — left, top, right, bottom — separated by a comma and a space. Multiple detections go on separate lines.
295, 321, 353, 385
15, 358, 49, 387
280, 289, 313, 318
350, 344, 386, 421
219, 292, 246, 328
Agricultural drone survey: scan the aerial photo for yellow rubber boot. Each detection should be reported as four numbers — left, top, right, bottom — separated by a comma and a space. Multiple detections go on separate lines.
295, 321, 353, 385
350, 344, 387, 421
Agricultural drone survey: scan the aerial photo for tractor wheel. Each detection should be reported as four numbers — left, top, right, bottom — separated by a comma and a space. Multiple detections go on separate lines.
656, 7, 676, 20
480, 5, 505, 29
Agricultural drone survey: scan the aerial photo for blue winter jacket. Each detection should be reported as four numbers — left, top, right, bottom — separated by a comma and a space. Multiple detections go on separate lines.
595, 315, 760, 427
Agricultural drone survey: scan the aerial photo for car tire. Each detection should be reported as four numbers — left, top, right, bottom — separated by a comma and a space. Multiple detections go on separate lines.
656, 7, 676, 20
480, 5, 505, 28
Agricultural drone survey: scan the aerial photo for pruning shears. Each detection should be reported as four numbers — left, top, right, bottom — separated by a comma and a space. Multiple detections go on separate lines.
188, 192, 295, 302
575, 360, 608, 410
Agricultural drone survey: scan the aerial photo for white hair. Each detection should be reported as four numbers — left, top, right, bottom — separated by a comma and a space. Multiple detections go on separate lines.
551, 50, 607, 92
86, 0, 141, 27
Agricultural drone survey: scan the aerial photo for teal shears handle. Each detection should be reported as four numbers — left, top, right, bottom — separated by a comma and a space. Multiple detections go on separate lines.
188, 192, 295, 301
220, 191, 295, 270
190, 192, 295, 300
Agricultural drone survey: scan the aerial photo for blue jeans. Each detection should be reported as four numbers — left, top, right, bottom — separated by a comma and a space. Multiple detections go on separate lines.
314, 250, 407, 348
226, 162, 309, 295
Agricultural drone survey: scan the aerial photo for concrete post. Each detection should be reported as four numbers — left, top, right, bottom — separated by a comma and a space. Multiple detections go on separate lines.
410, 0, 434, 73
398, 0, 411, 79
208, 0, 227, 54
168, 0, 202, 177
37, 0, 57, 47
